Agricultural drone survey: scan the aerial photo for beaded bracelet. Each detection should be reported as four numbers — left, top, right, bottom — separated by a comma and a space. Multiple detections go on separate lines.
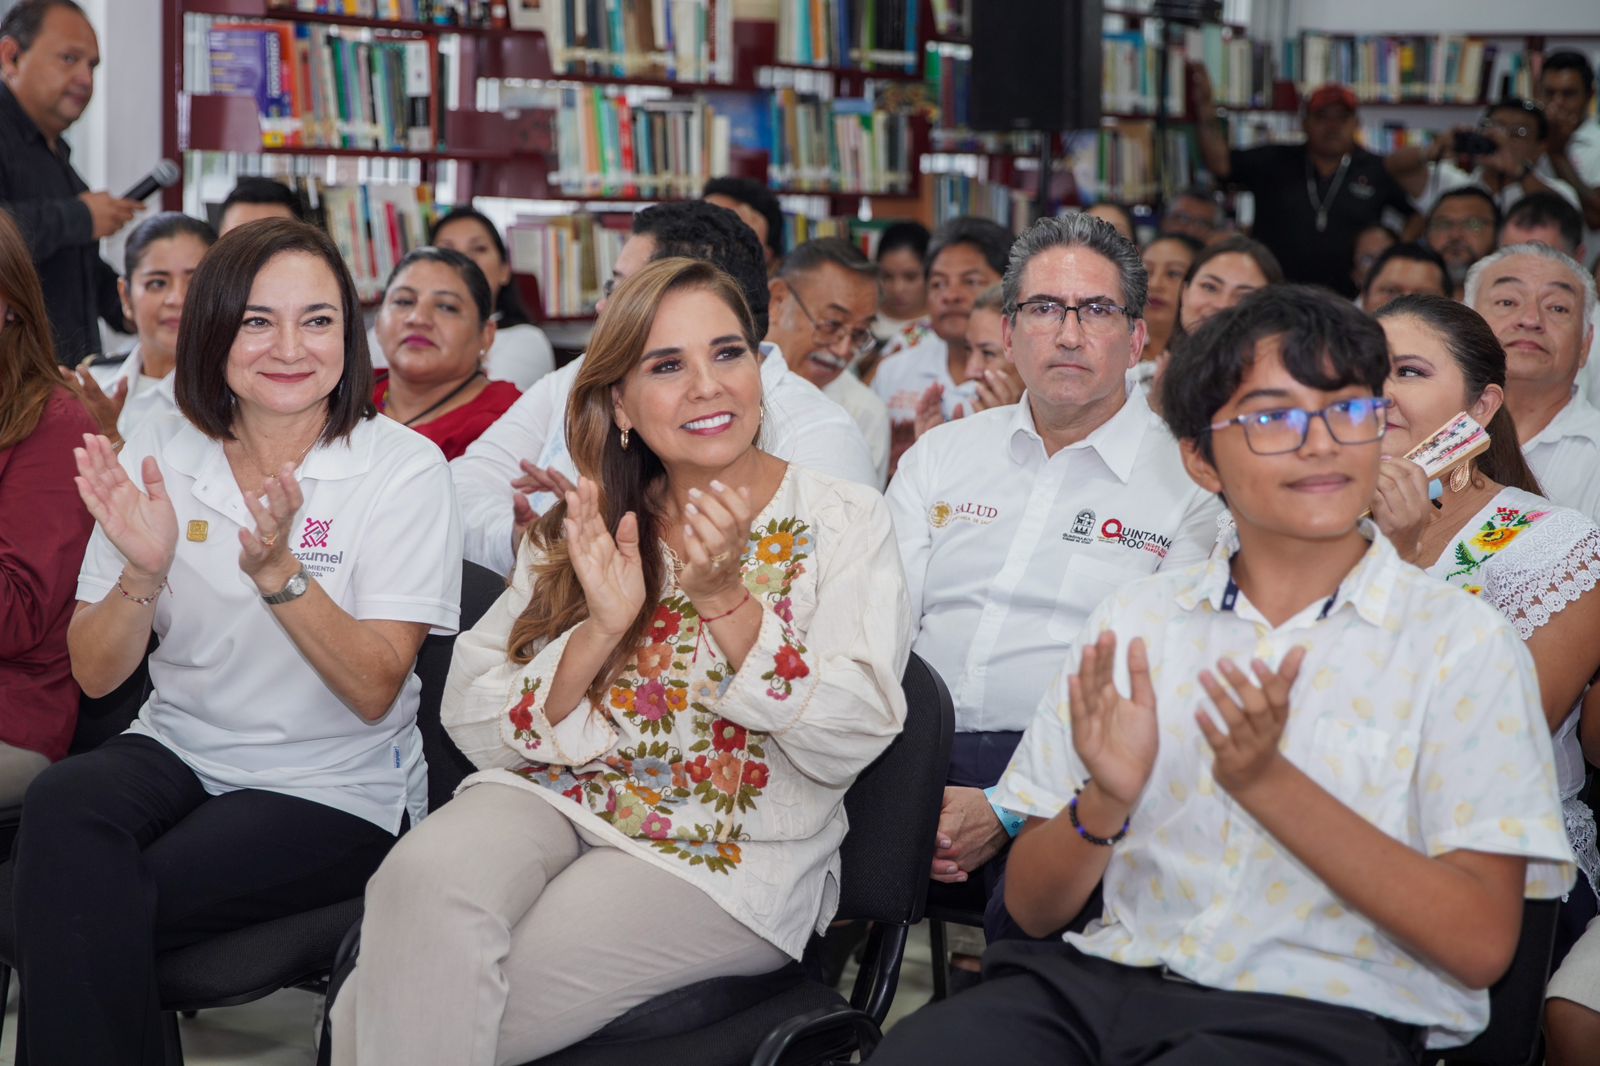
1068, 781, 1130, 847
700, 589, 751, 624
115, 575, 168, 606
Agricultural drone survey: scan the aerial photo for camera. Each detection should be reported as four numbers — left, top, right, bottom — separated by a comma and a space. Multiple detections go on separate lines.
1453, 131, 1499, 156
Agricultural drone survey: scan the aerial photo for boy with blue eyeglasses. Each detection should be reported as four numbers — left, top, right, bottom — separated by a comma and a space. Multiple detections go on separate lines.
873, 286, 1574, 1065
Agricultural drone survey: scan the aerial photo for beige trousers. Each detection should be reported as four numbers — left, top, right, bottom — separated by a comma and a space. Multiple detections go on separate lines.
0, 741, 49, 807
329, 781, 790, 1066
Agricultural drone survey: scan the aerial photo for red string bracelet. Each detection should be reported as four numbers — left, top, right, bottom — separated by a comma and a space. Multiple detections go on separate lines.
700, 590, 752, 624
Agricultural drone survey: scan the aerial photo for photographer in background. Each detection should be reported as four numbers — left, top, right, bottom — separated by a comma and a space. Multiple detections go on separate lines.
1394, 98, 1583, 218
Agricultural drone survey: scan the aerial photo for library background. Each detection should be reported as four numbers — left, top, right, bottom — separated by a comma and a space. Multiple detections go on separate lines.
51, 0, 1599, 362
2, 0, 1598, 1062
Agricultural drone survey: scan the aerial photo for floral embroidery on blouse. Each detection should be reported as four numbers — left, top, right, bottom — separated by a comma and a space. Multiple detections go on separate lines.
1446, 506, 1550, 585
503, 513, 814, 874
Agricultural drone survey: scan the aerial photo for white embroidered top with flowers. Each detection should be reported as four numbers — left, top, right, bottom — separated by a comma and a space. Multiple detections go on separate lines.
440, 467, 911, 958
1428, 485, 1600, 898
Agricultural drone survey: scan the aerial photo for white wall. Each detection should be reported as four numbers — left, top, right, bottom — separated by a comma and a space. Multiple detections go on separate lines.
71, 0, 163, 196
1282, 0, 1600, 36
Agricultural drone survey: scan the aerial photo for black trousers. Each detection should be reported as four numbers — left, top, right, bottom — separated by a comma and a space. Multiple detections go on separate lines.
12, 734, 400, 1066
871, 940, 1424, 1066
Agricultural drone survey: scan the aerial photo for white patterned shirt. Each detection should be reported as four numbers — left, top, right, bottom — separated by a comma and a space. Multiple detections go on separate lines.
997, 524, 1574, 1048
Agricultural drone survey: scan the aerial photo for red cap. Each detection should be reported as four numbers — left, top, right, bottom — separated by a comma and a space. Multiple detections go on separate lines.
1305, 84, 1359, 115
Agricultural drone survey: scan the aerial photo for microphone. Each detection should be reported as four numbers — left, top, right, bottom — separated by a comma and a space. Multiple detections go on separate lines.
120, 159, 181, 202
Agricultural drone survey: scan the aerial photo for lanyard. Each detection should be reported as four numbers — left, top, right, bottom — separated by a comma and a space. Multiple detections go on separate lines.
1306, 153, 1351, 234
1220, 575, 1338, 621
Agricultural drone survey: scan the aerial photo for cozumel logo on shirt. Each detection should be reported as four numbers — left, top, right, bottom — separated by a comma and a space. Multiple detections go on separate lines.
929, 500, 999, 529
293, 516, 344, 577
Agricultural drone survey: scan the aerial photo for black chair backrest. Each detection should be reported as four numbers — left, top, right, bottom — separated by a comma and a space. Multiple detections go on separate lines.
834, 652, 955, 926
1442, 897, 1559, 1064
69, 636, 157, 755
416, 561, 508, 812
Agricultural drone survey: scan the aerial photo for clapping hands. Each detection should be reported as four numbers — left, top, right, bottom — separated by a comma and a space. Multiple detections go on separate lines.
73, 433, 176, 581
563, 476, 646, 637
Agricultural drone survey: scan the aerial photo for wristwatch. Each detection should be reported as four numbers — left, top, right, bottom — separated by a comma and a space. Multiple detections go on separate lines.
262, 564, 311, 605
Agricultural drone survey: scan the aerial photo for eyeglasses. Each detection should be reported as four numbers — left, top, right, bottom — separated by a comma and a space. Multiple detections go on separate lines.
1012, 299, 1131, 336
1426, 217, 1491, 235
1481, 117, 1537, 141
1207, 397, 1392, 455
788, 288, 876, 358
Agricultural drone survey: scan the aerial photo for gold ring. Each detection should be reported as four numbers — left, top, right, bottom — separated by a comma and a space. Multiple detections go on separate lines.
261, 532, 279, 548
710, 552, 730, 566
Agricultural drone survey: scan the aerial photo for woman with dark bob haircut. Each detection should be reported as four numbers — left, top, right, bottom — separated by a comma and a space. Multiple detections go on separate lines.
14, 219, 463, 1065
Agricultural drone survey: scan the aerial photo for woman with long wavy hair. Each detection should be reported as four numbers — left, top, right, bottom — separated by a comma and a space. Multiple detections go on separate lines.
331, 256, 911, 1065
0, 207, 95, 805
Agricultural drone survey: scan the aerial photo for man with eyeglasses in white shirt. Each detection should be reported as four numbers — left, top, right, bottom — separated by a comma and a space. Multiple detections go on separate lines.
765, 237, 891, 486
1468, 242, 1600, 523
886, 214, 1223, 985
872, 285, 1573, 1065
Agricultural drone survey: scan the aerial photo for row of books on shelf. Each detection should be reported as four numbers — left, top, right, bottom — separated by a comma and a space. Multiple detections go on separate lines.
932, 175, 1033, 234
506, 213, 629, 317
546, 88, 731, 197
530, 0, 737, 84
764, 87, 911, 192
184, 154, 436, 298
188, 15, 436, 151
1104, 25, 1276, 114
775, 0, 919, 71
1079, 124, 1199, 206
267, 0, 490, 20
1284, 33, 1579, 106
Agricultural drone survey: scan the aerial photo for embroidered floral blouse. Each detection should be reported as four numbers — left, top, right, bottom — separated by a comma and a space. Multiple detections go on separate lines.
441, 467, 911, 958
1428, 485, 1600, 898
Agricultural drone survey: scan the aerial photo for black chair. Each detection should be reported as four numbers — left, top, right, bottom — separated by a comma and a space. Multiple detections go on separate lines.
321, 651, 956, 1066
1438, 897, 1560, 1066
0, 560, 506, 1065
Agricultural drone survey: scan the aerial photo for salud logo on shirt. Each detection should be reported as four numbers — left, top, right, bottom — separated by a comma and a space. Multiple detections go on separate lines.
929, 500, 999, 529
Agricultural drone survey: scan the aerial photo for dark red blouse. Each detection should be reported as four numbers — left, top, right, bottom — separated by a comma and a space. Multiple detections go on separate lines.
373, 378, 522, 461
0, 388, 97, 761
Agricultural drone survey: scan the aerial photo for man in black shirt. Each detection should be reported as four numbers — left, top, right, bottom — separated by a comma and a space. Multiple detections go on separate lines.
1194, 75, 1415, 298
0, 0, 137, 364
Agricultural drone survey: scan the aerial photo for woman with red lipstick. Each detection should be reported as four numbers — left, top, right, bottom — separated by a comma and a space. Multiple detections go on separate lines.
1372, 296, 1600, 1051
331, 257, 910, 1065
15, 220, 461, 1065
373, 247, 521, 460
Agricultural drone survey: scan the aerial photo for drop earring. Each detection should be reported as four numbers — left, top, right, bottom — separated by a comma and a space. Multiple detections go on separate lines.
620, 426, 631, 450
1449, 462, 1472, 494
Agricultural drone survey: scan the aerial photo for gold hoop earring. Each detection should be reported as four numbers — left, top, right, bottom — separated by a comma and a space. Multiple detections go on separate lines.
620, 427, 631, 450
1449, 462, 1472, 494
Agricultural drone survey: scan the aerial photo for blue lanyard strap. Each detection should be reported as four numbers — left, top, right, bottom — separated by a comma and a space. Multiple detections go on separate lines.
1220, 576, 1337, 621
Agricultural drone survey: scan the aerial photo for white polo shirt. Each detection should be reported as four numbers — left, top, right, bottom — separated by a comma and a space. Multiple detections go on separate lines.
77, 412, 463, 833
870, 332, 977, 428
1523, 387, 1600, 525
887, 381, 1223, 734
451, 342, 878, 575
1536, 118, 1600, 257
823, 370, 891, 487
87, 345, 178, 440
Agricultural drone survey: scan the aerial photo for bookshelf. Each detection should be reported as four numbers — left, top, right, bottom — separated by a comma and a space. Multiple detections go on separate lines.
162, 0, 935, 324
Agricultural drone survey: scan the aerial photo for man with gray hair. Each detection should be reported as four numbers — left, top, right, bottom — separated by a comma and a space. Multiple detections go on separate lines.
1467, 243, 1600, 522
885, 213, 1222, 987
766, 237, 890, 485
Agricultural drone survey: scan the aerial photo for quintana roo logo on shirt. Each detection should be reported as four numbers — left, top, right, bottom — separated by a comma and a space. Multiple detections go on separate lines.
929, 500, 999, 529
